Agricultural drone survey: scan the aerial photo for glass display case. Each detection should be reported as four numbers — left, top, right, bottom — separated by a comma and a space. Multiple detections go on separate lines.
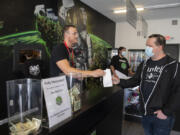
6, 78, 42, 135
66, 73, 83, 113
124, 49, 147, 120
128, 49, 147, 72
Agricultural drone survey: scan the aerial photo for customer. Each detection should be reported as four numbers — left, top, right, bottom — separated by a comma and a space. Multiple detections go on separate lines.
110, 47, 133, 78
50, 25, 104, 77
113, 34, 180, 135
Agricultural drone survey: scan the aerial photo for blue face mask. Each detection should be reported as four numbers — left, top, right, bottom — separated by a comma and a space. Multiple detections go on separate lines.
121, 51, 126, 57
145, 46, 154, 57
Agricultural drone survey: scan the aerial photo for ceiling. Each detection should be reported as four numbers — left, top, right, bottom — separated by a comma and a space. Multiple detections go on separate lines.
80, 0, 180, 22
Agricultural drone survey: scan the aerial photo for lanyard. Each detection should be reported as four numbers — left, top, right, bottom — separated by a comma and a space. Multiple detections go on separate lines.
64, 41, 74, 66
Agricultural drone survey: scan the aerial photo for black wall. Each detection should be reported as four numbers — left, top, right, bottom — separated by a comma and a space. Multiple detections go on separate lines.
0, 0, 115, 120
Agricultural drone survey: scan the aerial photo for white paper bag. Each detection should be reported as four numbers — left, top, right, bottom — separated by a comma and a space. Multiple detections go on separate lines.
103, 69, 113, 87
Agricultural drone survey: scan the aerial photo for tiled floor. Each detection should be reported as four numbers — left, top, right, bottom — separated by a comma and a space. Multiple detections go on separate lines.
122, 120, 180, 135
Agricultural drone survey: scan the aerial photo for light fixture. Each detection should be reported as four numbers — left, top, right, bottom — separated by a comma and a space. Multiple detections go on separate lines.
113, 7, 144, 14
145, 3, 180, 9
136, 7, 144, 11
114, 9, 127, 13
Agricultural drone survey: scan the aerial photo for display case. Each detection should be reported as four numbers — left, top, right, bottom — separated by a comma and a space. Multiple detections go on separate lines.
124, 49, 147, 120
6, 78, 42, 135
124, 87, 141, 119
128, 49, 147, 72
66, 73, 83, 113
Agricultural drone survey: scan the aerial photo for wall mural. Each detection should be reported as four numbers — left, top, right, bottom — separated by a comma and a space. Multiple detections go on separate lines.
35, 0, 114, 70
0, 0, 115, 118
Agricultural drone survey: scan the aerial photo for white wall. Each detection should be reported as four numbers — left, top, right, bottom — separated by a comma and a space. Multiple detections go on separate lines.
115, 22, 146, 50
115, 18, 180, 48
148, 19, 180, 44
115, 18, 180, 60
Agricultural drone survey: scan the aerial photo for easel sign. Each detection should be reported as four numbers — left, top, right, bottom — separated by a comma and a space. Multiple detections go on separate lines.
42, 76, 72, 128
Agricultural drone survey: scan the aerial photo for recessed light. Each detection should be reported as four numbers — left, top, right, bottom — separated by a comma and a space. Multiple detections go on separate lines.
113, 7, 144, 14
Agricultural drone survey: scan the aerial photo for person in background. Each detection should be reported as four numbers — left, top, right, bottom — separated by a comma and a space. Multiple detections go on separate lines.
112, 34, 180, 135
110, 47, 134, 78
50, 24, 104, 77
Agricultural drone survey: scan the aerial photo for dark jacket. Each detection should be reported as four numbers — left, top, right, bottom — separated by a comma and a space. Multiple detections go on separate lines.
120, 55, 180, 116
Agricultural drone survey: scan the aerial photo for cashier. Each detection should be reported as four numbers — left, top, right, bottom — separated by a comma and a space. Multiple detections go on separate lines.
50, 25, 105, 77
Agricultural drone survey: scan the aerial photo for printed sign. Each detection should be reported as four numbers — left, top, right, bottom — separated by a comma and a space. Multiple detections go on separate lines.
42, 76, 72, 128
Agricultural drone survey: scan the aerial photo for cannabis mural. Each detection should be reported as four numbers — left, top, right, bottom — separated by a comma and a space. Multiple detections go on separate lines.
34, 0, 113, 71
0, 0, 115, 118
0, 0, 115, 74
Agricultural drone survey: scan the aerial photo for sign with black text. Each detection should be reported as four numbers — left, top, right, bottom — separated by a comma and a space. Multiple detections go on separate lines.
42, 76, 72, 128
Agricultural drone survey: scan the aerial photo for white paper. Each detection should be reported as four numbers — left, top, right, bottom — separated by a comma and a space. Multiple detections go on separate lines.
115, 70, 131, 80
103, 69, 113, 87
42, 76, 72, 128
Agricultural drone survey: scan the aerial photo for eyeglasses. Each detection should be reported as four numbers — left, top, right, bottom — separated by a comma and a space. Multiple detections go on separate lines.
66, 31, 79, 36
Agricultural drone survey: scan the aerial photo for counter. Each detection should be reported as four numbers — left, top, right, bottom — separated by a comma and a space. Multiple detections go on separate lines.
0, 85, 124, 135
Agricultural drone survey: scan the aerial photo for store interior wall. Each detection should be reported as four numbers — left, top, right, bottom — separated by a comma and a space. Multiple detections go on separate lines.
0, 0, 115, 120
115, 18, 180, 61
115, 22, 146, 50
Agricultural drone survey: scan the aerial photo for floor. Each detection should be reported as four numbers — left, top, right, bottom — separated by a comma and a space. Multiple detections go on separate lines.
122, 120, 180, 135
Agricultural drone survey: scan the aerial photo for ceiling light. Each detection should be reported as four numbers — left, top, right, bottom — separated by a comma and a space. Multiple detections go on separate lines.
113, 7, 144, 14
137, 7, 144, 11
114, 9, 126, 13
145, 3, 180, 9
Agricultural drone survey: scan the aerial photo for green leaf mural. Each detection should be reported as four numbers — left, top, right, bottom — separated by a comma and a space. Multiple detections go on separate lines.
89, 34, 112, 49
35, 15, 63, 52
0, 31, 45, 46
89, 33, 112, 69
0, 31, 50, 59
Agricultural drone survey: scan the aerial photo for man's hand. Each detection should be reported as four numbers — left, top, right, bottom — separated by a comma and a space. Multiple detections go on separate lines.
112, 76, 120, 84
91, 69, 105, 77
154, 110, 167, 120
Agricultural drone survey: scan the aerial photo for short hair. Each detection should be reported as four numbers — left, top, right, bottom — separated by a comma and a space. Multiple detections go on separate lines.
148, 34, 166, 49
118, 47, 126, 54
63, 25, 76, 35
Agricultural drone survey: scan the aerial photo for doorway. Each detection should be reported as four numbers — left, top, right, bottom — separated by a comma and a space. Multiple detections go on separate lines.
164, 44, 179, 61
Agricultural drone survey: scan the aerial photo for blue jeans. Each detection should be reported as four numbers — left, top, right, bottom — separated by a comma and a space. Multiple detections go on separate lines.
142, 115, 175, 135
